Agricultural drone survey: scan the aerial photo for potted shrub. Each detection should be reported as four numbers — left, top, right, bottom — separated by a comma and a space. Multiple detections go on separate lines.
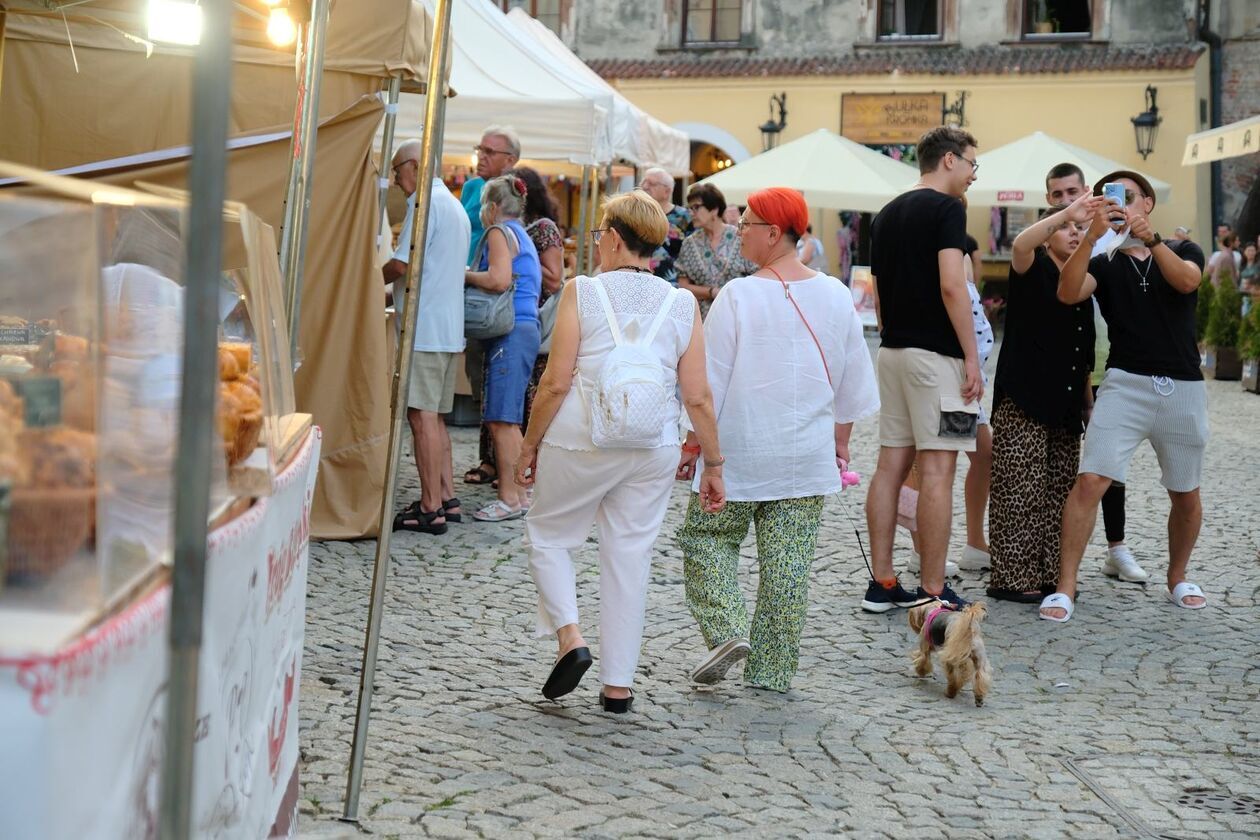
1203, 279, 1243, 380
1240, 301, 1260, 393
1196, 275, 1214, 367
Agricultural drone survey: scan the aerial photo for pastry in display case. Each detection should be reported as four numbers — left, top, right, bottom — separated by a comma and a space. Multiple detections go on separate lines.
0, 171, 297, 652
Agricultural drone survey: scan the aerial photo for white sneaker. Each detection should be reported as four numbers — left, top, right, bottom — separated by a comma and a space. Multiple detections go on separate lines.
907, 550, 959, 577
958, 545, 991, 571
1102, 544, 1149, 582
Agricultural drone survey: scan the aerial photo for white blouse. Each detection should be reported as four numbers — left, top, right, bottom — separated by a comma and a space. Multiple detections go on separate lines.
688, 272, 879, 502
543, 270, 696, 451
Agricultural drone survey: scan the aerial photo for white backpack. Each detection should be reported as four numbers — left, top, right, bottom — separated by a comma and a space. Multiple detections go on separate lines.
585, 280, 679, 449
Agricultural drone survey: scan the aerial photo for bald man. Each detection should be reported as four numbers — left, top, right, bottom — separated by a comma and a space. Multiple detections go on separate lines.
639, 167, 692, 286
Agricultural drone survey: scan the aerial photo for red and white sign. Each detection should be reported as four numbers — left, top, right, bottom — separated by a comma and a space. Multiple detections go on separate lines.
996, 191, 1026, 202
0, 429, 321, 840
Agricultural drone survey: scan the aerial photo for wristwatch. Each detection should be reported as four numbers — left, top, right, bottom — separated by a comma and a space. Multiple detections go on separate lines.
1142, 232, 1163, 249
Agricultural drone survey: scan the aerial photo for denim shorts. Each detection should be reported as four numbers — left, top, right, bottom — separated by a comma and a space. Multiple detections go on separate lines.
483, 318, 541, 424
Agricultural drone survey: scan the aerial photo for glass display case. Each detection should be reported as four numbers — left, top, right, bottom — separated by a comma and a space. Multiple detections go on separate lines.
0, 174, 295, 653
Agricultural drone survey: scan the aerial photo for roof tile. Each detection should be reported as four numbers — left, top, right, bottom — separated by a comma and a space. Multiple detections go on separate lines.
585, 44, 1205, 80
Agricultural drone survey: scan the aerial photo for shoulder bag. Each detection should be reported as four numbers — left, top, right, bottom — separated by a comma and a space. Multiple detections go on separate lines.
465, 224, 517, 340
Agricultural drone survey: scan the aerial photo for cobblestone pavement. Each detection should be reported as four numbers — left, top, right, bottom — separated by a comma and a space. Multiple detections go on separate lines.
298, 367, 1260, 839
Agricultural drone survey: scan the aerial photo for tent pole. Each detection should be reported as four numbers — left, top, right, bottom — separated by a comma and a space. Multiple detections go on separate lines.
0, 10, 8, 103
584, 172, 600, 274
376, 74, 404, 249
340, 0, 455, 823
157, 0, 231, 836
278, 0, 331, 363
575, 164, 591, 276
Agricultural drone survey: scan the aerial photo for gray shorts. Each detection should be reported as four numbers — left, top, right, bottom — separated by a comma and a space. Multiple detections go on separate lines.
1079, 368, 1208, 492
407, 350, 457, 413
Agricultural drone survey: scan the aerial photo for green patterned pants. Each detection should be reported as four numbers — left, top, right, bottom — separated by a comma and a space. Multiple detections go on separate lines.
678, 494, 825, 692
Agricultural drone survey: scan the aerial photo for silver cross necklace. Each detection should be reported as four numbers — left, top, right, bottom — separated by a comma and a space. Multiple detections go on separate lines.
1126, 254, 1153, 292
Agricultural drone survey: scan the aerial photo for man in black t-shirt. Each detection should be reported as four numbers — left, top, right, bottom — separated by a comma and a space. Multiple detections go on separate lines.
862, 127, 984, 612
1041, 170, 1209, 623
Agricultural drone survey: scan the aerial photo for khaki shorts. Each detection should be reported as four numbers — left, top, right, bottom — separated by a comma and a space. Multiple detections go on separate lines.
407, 350, 458, 413
877, 347, 978, 452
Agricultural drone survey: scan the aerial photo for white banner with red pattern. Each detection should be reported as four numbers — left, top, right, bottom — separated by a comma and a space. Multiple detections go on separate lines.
0, 429, 320, 840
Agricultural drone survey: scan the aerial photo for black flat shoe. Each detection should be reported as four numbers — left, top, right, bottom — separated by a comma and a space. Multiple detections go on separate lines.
599, 690, 633, 714
542, 646, 592, 700
986, 587, 1045, 604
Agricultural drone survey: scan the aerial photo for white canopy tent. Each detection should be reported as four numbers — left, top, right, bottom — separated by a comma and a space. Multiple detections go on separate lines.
383, 0, 607, 165
506, 7, 690, 176
1182, 115, 1260, 165
696, 129, 917, 211
971, 131, 1172, 206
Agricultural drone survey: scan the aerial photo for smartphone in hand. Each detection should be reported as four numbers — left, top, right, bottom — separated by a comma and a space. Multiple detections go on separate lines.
1103, 182, 1126, 228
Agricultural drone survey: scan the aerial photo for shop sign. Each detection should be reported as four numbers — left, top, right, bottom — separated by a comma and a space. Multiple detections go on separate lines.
997, 191, 1026, 202
841, 93, 945, 144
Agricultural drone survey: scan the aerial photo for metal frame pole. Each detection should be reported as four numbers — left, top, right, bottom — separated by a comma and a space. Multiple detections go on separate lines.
574, 164, 591, 276
278, 0, 331, 362
341, 0, 454, 822
0, 9, 8, 103
584, 171, 601, 275
376, 74, 403, 249
157, 0, 231, 836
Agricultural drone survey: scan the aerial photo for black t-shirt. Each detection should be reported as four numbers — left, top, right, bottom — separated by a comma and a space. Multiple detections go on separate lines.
1089, 239, 1206, 380
994, 251, 1095, 431
965, 234, 979, 257
871, 188, 969, 358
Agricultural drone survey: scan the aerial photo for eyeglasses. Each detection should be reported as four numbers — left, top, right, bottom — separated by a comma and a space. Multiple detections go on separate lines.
1124, 190, 1143, 205
473, 145, 513, 158
687, 203, 703, 212
736, 220, 774, 233
957, 154, 980, 174
589, 227, 610, 243
639, 180, 667, 191
391, 159, 417, 175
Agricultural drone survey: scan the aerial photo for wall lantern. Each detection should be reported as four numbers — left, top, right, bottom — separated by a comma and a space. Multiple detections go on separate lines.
759, 93, 788, 152
1131, 85, 1162, 160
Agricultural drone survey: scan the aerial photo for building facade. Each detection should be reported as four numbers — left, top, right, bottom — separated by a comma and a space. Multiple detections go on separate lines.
503, 0, 1260, 276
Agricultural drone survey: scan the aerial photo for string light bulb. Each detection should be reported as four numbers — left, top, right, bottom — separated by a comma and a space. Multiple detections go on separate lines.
147, 0, 202, 45
267, 7, 298, 46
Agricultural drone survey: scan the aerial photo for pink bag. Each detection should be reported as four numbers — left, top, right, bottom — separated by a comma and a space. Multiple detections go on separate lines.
897, 485, 918, 532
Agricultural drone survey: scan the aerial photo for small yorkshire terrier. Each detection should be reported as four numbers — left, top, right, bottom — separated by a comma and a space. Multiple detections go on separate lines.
907, 600, 993, 706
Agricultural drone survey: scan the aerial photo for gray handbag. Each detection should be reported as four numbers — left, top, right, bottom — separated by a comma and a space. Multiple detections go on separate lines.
465, 224, 516, 340
537, 281, 564, 353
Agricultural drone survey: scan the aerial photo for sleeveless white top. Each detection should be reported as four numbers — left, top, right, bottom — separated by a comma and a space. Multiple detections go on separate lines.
543, 270, 696, 451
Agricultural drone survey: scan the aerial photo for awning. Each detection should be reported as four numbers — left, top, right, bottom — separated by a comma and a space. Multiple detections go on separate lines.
1182, 116, 1260, 165
387, 0, 608, 166
696, 129, 917, 212
505, 7, 690, 175
970, 131, 1171, 206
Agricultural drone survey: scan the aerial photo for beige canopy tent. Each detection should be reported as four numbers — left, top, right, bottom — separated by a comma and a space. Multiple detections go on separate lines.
1182, 115, 1260, 165
0, 0, 437, 538
970, 130, 1172, 206
696, 128, 917, 211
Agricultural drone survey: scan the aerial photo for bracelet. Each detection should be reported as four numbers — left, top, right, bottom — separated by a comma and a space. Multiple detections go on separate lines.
681, 444, 701, 454
704, 456, 725, 467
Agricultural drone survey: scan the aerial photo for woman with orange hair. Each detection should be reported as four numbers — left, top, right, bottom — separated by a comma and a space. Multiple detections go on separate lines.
676, 188, 880, 692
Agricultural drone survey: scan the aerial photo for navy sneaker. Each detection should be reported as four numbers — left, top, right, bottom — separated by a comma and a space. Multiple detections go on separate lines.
860, 579, 920, 613
914, 584, 969, 609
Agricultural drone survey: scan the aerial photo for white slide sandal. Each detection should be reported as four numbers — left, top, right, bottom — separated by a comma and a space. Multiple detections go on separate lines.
1167, 581, 1207, 610
1038, 592, 1074, 623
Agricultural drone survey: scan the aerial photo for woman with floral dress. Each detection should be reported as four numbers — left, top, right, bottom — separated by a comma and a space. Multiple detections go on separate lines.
677, 183, 758, 318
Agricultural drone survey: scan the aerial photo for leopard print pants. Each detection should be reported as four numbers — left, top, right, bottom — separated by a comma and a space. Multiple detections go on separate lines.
678, 494, 824, 693
988, 399, 1081, 593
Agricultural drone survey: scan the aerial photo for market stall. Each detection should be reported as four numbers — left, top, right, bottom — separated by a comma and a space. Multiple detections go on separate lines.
0, 0, 436, 539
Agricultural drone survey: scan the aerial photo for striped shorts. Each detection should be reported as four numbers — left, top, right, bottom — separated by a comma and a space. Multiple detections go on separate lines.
1079, 368, 1208, 492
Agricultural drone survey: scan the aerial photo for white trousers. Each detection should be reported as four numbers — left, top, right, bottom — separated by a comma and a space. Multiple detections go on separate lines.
524, 443, 679, 687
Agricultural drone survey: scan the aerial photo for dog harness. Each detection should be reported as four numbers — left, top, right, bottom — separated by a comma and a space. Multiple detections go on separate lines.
922, 604, 955, 649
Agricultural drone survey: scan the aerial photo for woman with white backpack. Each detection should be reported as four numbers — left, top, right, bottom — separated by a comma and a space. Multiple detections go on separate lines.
677, 188, 880, 693
514, 191, 725, 714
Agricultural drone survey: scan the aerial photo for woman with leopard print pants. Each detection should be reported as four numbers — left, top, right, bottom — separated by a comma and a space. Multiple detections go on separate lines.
987, 197, 1103, 601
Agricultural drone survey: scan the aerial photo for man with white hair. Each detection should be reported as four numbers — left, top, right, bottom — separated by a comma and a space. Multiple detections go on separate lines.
462, 125, 521, 263
383, 139, 472, 534
638, 166, 692, 286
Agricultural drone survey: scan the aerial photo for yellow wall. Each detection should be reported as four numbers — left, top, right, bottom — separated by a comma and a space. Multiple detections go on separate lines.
610, 62, 1210, 278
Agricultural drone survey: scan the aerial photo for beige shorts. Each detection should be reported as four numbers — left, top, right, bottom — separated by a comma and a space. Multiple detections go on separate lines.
407, 350, 458, 413
877, 347, 978, 452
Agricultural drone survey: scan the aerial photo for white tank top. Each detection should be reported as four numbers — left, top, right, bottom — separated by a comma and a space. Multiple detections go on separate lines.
543, 270, 696, 451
